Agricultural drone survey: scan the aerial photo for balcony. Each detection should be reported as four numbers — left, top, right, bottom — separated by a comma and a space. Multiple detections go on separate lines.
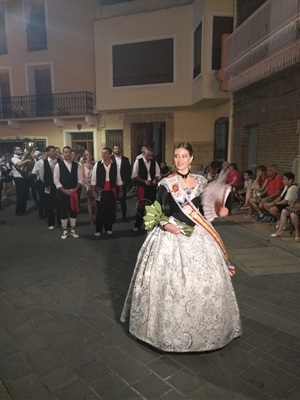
224, 0, 300, 91
0, 91, 95, 120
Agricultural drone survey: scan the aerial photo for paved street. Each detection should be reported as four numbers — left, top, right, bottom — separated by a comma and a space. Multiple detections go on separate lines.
0, 192, 300, 400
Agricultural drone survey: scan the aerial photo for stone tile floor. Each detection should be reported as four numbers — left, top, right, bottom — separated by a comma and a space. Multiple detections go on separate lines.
0, 194, 299, 399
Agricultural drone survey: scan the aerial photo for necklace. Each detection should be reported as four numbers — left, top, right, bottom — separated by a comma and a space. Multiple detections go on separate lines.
177, 171, 190, 179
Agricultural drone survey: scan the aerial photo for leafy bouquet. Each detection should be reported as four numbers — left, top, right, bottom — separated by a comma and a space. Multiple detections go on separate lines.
143, 201, 194, 237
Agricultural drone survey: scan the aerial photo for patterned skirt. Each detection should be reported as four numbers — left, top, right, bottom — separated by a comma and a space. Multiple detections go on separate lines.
121, 225, 242, 352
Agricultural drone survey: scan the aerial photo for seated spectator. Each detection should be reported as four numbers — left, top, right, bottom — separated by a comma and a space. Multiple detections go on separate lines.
271, 187, 300, 241
217, 161, 229, 182
194, 163, 205, 176
249, 164, 284, 222
264, 172, 298, 224
205, 161, 220, 182
235, 170, 253, 208
245, 165, 268, 217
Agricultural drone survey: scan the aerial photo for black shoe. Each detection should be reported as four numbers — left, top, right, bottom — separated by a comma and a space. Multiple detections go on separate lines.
123, 217, 130, 223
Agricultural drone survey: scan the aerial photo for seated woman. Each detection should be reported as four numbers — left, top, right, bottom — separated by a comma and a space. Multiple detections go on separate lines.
271, 187, 300, 241
226, 163, 243, 212
205, 161, 220, 182
264, 172, 298, 224
246, 165, 268, 218
235, 169, 253, 208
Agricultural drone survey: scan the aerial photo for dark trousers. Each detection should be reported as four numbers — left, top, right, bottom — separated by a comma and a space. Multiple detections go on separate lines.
96, 190, 116, 233
134, 185, 156, 229
36, 180, 46, 217
45, 185, 60, 227
58, 191, 77, 220
29, 173, 38, 203
14, 177, 30, 214
116, 185, 128, 218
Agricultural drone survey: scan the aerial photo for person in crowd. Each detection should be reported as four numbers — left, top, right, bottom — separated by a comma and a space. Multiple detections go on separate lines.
244, 165, 268, 218
71, 150, 79, 163
91, 147, 120, 236
55, 147, 63, 159
236, 170, 253, 208
263, 172, 298, 225
53, 146, 82, 239
159, 161, 171, 180
33, 151, 47, 218
121, 142, 242, 352
28, 150, 40, 205
35, 146, 61, 230
10, 146, 32, 216
250, 165, 284, 222
0, 155, 12, 208
217, 160, 230, 182
271, 187, 300, 241
131, 147, 160, 231
194, 163, 205, 176
81, 149, 95, 225
205, 161, 220, 182
226, 163, 243, 213
111, 144, 131, 223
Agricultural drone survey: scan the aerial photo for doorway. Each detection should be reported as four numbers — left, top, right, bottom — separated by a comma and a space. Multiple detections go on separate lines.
131, 122, 165, 164
71, 132, 94, 158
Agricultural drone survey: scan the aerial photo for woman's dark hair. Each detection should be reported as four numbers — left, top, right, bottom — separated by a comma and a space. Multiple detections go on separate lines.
257, 165, 267, 173
283, 172, 295, 181
174, 142, 193, 156
229, 163, 238, 170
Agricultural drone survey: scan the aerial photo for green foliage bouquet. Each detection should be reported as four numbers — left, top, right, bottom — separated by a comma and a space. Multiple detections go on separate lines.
143, 201, 194, 237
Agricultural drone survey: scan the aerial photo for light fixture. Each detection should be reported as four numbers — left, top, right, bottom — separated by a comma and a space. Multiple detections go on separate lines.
77, 124, 82, 131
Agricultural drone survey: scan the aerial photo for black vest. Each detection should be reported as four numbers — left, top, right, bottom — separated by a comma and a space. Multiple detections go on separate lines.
96, 162, 117, 189
137, 158, 156, 186
59, 161, 78, 189
44, 158, 60, 187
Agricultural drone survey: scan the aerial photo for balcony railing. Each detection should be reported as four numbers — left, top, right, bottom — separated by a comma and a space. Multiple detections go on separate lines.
224, 0, 300, 91
0, 91, 94, 119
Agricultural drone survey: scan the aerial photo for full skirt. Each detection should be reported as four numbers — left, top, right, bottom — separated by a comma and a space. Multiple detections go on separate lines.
121, 224, 242, 352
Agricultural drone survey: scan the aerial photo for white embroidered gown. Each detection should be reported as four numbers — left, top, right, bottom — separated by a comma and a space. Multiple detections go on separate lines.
121, 175, 242, 352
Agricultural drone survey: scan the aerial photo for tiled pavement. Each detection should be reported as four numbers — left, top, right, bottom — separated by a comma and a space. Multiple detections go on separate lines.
0, 193, 300, 400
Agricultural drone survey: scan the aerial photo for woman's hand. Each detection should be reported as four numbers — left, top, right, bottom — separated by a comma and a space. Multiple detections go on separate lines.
163, 223, 181, 234
218, 206, 229, 217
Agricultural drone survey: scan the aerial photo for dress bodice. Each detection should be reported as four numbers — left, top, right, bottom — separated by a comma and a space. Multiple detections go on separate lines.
157, 174, 207, 226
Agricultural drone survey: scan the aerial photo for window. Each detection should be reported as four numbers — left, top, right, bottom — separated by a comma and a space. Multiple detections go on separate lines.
212, 16, 233, 70
214, 117, 228, 162
0, 4, 7, 55
113, 39, 174, 87
26, 2, 47, 51
105, 130, 123, 150
193, 22, 202, 78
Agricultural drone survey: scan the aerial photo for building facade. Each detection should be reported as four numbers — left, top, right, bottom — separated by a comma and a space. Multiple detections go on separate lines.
0, 0, 234, 169
221, 0, 300, 181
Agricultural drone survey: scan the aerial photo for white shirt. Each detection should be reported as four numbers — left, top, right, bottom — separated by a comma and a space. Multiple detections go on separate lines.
53, 160, 83, 189
131, 157, 160, 180
114, 155, 124, 185
33, 158, 45, 180
281, 184, 298, 204
10, 154, 24, 178
91, 161, 122, 186
217, 169, 228, 182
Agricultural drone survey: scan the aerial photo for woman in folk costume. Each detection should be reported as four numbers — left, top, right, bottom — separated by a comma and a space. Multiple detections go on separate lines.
121, 142, 242, 352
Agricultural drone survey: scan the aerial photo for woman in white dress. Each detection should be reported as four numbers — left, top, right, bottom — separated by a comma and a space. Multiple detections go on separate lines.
121, 142, 242, 352
81, 150, 95, 225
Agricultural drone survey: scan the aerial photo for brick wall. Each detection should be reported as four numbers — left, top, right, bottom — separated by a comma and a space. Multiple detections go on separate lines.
231, 65, 300, 175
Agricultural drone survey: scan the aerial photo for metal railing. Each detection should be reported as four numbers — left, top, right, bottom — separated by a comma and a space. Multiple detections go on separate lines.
224, 0, 300, 90
0, 91, 94, 119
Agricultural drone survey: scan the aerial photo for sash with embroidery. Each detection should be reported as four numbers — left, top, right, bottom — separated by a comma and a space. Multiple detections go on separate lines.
164, 174, 233, 270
